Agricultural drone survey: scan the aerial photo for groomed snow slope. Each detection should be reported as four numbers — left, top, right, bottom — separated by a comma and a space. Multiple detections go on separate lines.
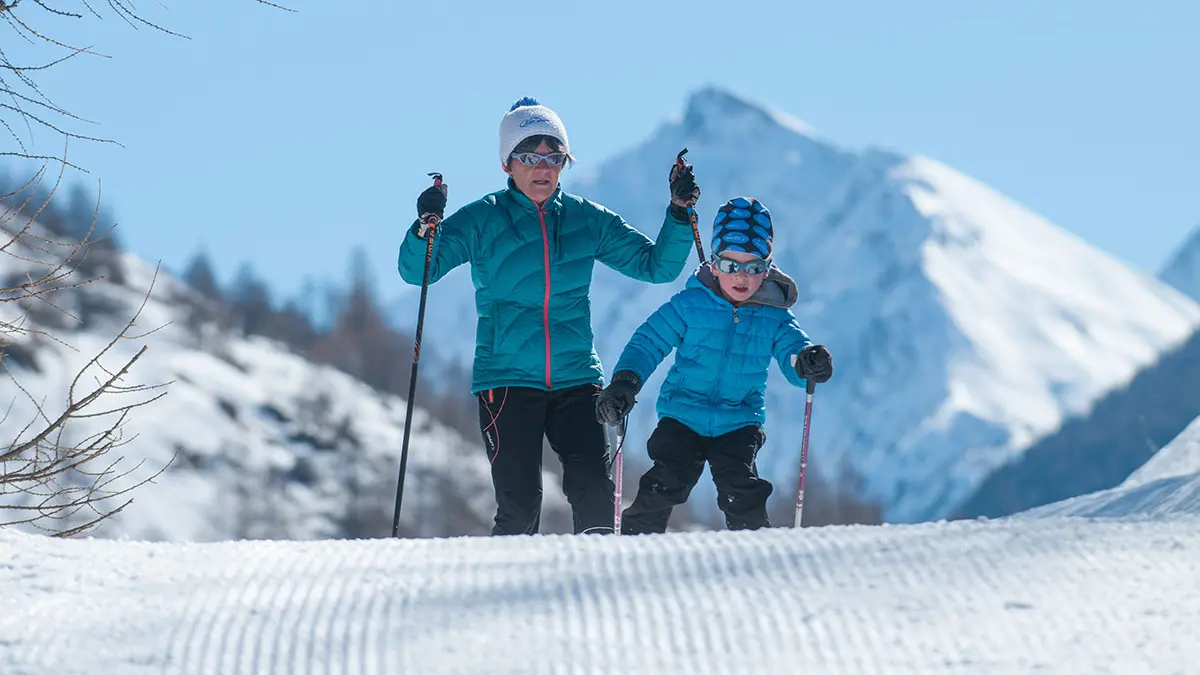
3, 513, 1199, 674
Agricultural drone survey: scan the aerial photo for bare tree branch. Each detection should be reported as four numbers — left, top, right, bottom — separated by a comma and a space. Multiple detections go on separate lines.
30, 1, 83, 20
0, 0, 292, 169
0, 162, 171, 536
251, 0, 295, 12
0, 0, 293, 537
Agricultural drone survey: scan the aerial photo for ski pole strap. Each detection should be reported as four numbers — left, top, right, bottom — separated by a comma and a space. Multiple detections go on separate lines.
688, 209, 704, 262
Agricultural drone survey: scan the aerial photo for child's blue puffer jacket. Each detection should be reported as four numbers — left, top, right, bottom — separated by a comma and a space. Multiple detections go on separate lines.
613, 262, 814, 437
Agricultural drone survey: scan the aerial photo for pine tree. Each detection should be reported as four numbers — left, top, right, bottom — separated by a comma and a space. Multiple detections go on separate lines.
228, 263, 274, 337
183, 248, 222, 299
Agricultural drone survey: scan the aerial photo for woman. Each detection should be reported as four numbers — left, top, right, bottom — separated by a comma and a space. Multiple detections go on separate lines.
397, 96, 701, 535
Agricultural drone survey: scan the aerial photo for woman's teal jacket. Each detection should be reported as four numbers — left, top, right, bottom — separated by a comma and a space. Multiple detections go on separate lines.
397, 180, 695, 394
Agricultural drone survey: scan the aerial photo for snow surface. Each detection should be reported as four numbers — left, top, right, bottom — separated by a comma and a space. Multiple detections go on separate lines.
0, 214, 570, 540
3, 511, 1200, 673
1160, 224, 1200, 302
390, 86, 1200, 524
9, 414, 1200, 674
7, 417, 1200, 674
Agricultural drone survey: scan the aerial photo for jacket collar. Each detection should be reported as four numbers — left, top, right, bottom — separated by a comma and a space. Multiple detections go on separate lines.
690, 261, 799, 309
502, 177, 564, 214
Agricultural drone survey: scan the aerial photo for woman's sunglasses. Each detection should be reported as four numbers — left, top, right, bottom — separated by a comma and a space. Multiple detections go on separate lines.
713, 256, 770, 275
510, 151, 569, 168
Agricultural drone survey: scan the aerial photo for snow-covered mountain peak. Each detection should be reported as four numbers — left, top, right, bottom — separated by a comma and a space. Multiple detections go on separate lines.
879, 153, 1200, 467
681, 86, 817, 140
1160, 224, 1200, 302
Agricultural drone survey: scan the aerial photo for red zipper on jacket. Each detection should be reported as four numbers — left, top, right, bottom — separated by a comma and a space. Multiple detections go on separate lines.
537, 203, 552, 389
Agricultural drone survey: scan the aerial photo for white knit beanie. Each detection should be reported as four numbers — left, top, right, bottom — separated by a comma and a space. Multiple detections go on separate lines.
498, 97, 570, 167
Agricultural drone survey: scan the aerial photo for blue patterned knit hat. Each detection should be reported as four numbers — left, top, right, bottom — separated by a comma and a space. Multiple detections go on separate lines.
711, 197, 773, 259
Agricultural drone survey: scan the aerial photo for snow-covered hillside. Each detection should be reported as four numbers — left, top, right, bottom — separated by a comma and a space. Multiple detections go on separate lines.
956, 325, 1200, 519
1, 213, 568, 540
1016, 414, 1200, 520
1160, 224, 1200, 301
390, 86, 1200, 524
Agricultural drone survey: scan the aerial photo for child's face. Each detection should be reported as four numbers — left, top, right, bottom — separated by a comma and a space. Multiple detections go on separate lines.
713, 250, 768, 303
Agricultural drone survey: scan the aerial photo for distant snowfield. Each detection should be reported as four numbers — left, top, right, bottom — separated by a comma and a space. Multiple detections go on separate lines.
1015, 415, 1200, 521
3, 510, 1200, 674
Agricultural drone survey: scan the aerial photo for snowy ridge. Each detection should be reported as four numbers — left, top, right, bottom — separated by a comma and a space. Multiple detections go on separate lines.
3, 511, 1200, 674
0, 214, 567, 540
1016, 414, 1200, 520
1160, 224, 1200, 301
1126, 414, 1200, 486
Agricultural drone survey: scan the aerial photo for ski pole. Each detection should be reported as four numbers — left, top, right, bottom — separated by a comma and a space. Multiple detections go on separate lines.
793, 379, 816, 528
675, 148, 705, 263
392, 171, 444, 538
612, 415, 627, 535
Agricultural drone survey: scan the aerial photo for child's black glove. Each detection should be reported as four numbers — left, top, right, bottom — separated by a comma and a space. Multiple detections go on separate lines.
795, 344, 833, 384
596, 371, 641, 426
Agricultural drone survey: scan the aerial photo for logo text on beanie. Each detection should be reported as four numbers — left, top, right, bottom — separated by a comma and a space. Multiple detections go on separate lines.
520, 115, 550, 127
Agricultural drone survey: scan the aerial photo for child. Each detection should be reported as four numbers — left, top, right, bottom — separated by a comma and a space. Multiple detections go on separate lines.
596, 197, 833, 533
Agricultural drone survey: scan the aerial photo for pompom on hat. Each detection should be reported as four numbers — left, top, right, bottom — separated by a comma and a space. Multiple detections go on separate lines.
711, 197, 773, 259
498, 97, 570, 167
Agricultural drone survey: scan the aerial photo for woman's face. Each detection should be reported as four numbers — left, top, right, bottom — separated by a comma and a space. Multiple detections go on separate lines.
507, 139, 564, 205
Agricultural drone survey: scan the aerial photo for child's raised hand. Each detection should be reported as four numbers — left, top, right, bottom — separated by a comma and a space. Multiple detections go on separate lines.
596, 371, 641, 426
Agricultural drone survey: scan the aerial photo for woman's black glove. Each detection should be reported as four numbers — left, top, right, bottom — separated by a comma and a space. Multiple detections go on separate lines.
668, 151, 700, 222
414, 180, 448, 238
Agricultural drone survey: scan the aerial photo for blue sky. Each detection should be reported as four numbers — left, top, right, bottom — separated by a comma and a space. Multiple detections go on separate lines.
12, 0, 1199, 304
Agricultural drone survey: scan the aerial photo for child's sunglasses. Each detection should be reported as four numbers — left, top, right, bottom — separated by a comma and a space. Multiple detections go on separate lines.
713, 255, 770, 275
510, 151, 569, 168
